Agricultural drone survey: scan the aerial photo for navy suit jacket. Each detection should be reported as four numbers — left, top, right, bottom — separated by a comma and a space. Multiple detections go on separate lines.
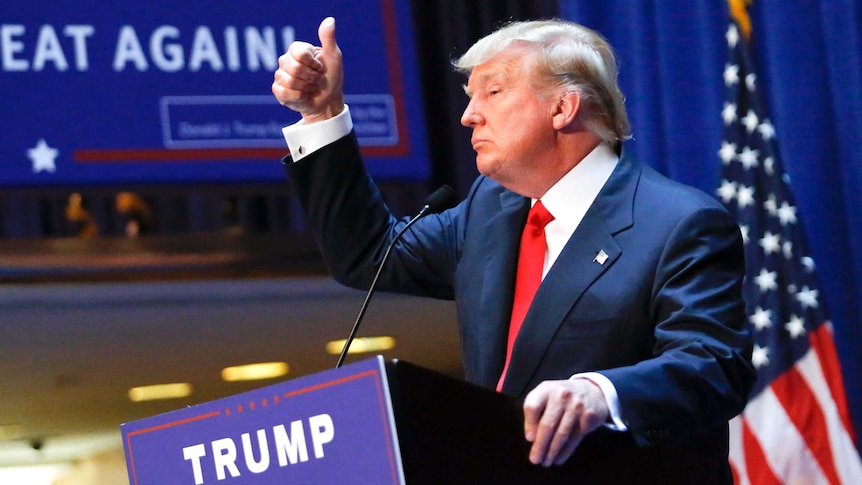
286, 133, 756, 483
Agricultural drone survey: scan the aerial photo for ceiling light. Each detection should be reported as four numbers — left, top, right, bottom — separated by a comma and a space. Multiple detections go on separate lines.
128, 383, 193, 402
221, 362, 289, 382
325, 336, 396, 355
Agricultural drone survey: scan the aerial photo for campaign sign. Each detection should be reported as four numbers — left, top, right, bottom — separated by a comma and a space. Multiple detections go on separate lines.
0, 0, 429, 186
121, 357, 405, 485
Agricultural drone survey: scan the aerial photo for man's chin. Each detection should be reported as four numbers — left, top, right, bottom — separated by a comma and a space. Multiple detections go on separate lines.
475, 157, 499, 179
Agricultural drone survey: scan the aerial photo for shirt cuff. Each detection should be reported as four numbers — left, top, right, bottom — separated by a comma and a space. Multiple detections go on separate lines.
281, 105, 353, 162
571, 372, 628, 431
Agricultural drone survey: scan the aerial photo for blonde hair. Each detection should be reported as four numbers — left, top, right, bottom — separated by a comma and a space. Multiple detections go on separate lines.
454, 19, 631, 143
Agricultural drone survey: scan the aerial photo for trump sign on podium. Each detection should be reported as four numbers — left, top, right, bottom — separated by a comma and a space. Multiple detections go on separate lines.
122, 357, 405, 485
122, 356, 579, 484
0, 0, 429, 186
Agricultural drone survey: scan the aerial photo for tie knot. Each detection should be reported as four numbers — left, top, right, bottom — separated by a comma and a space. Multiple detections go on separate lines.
528, 200, 554, 229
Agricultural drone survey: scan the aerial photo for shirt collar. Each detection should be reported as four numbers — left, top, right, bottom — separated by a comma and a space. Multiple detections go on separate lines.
538, 142, 619, 234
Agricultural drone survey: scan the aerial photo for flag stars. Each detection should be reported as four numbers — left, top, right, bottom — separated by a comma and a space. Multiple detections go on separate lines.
722, 102, 738, 125
759, 232, 781, 255
718, 24, 851, 469
763, 156, 775, 176
782, 240, 793, 259
785, 315, 806, 338
737, 185, 756, 208
795, 286, 819, 309
719, 142, 738, 164
717, 179, 738, 204
726, 24, 739, 48
745, 73, 756, 92
750, 307, 773, 331
758, 121, 776, 140
764, 194, 778, 216
777, 202, 797, 226
724, 63, 740, 86
742, 110, 759, 133
751, 344, 770, 368
738, 147, 759, 169
754, 269, 778, 293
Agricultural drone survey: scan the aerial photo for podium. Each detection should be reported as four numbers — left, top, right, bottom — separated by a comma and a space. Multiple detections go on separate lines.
121, 356, 562, 484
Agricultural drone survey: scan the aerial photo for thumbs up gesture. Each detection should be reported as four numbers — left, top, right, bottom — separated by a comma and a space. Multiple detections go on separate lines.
272, 17, 344, 123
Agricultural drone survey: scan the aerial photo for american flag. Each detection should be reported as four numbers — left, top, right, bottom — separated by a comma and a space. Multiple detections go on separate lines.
718, 4, 862, 484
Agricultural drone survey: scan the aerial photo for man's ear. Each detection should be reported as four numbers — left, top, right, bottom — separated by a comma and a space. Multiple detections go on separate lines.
552, 90, 581, 131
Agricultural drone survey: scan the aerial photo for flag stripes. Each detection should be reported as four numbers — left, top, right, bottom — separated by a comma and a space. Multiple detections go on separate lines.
719, 4, 862, 482
730, 327, 862, 483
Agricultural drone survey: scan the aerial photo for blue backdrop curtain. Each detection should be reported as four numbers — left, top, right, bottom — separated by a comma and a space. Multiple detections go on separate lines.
559, 0, 862, 453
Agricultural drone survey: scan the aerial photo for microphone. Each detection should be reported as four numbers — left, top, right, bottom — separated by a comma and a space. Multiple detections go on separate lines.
335, 185, 457, 368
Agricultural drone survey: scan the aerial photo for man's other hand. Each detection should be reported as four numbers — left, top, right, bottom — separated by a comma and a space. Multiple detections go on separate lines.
523, 378, 610, 467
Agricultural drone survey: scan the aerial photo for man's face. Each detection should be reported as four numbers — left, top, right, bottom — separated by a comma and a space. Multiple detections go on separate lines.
460, 47, 557, 193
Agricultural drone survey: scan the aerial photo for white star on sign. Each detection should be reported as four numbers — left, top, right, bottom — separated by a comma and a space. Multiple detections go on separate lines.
785, 315, 806, 338
750, 307, 773, 331
752, 345, 770, 368
28, 139, 59, 173
754, 269, 778, 293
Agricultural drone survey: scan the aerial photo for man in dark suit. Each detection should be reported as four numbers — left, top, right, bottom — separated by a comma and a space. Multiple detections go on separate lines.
273, 17, 755, 483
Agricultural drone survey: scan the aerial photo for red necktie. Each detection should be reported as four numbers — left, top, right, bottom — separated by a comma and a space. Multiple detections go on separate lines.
497, 200, 554, 391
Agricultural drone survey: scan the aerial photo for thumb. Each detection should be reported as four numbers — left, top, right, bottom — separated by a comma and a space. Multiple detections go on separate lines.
317, 17, 338, 55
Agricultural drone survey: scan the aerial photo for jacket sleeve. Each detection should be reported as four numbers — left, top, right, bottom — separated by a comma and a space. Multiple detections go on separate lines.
601, 205, 756, 447
284, 132, 462, 300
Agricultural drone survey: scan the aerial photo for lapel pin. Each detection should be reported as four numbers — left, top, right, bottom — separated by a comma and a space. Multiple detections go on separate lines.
593, 249, 609, 265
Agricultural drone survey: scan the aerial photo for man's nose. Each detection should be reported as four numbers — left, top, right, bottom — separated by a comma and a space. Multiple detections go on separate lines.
461, 102, 480, 127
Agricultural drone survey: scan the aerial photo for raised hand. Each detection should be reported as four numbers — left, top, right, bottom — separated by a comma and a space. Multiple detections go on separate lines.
272, 17, 344, 123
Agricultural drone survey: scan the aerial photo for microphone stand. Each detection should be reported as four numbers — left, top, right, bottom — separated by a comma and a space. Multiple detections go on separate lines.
335, 185, 455, 368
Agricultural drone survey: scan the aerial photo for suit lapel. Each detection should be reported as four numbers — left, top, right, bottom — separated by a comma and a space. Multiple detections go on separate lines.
473, 190, 529, 388
501, 159, 641, 396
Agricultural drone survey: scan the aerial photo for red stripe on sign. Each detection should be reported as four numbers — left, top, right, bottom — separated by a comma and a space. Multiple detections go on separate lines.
74, 145, 403, 162
74, 148, 287, 162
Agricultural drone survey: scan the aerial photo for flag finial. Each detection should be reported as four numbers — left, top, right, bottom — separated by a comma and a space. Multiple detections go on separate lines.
728, 0, 752, 40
